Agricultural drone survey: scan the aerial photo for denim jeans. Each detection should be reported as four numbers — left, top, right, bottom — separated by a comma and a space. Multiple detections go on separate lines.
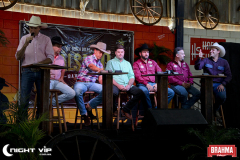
50, 80, 75, 106
137, 82, 175, 108
20, 68, 42, 119
112, 85, 147, 114
213, 83, 226, 111
170, 85, 201, 109
74, 82, 102, 115
89, 92, 102, 109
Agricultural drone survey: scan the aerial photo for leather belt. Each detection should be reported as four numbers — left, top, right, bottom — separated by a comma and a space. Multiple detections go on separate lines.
30, 68, 40, 72
77, 80, 91, 83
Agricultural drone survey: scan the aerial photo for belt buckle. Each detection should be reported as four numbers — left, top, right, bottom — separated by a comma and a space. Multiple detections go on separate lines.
31, 68, 40, 72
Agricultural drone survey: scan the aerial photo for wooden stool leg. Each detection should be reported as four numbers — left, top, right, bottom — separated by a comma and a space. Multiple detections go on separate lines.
61, 103, 67, 132
96, 108, 100, 129
80, 115, 83, 129
74, 108, 78, 129
135, 102, 140, 127
220, 105, 226, 128
131, 110, 134, 131
55, 93, 62, 133
32, 94, 37, 120
49, 93, 53, 135
117, 94, 120, 130
154, 94, 157, 107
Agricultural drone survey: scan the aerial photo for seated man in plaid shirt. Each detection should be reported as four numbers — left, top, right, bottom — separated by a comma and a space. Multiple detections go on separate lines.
74, 42, 110, 126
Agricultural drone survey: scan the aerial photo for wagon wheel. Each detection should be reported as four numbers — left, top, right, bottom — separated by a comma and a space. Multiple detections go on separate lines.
195, 0, 219, 29
129, 0, 163, 26
43, 130, 126, 160
0, 0, 18, 10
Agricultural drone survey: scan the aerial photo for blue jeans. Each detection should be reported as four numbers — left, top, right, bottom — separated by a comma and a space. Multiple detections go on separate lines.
137, 82, 175, 108
89, 92, 102, 109
74, 82, 102, 115
213, 83, 226, 111
20, 68, 42, 119
170, 85, 201, 109
50, 80, 75, 105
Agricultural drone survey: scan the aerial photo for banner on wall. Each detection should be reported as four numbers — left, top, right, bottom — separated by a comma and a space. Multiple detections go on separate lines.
19, 21, 134, 105
190, 37, 226, 65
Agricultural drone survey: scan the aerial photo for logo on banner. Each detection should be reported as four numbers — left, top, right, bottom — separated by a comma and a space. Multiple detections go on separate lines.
207, 145, 237, 157
2, 144, 52, 157
190, 38, 226, 65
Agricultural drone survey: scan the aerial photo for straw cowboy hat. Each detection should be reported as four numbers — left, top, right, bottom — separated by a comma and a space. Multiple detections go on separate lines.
25, 15, 48, 28
90, 42, 111, 54
134, 43, 152, 57
207, 42, 226, 57
51, 36, 66, 46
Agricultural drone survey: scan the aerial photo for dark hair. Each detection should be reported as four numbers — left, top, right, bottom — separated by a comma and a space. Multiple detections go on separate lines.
174, 47, 184, 57
115, 44, 124, 51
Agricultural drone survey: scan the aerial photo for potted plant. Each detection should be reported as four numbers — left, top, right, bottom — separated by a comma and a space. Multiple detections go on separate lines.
0, 29, 10, 46
181, 125, 239, 159
0, 95, 48, 160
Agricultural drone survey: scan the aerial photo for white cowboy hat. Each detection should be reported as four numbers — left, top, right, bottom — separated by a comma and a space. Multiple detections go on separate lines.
25, 15, 48, 28
207, 42, 225, 57
90, 42, 111, 54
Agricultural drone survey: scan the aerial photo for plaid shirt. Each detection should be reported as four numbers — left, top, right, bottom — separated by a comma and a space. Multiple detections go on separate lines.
77, 54, 103, 82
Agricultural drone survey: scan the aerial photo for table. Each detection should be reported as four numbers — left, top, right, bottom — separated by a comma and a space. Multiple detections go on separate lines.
189, 75, 226, 123
142, 74, 182, 109
88, 72, 128, 129
22, 63, 68, 132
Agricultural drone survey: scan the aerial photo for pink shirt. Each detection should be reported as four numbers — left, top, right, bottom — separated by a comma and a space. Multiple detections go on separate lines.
50, 54, 65, 80
166, 61, 193, 86
16, 33, 54, 66
133, 58, 162, 85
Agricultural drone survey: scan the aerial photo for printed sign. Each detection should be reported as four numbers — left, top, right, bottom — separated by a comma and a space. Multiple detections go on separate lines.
207, 145, 237, 157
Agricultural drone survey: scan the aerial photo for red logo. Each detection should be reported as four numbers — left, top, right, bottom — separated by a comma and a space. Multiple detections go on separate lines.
207, 145, 237, 157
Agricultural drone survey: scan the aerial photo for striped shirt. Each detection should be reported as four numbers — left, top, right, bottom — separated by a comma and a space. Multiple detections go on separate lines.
16, 32, 54, 66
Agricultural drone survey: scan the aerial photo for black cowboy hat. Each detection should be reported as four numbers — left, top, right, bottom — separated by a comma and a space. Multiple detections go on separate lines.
134, 43, 152, 57
51, 36, 66, 46
0, 77, 8, 87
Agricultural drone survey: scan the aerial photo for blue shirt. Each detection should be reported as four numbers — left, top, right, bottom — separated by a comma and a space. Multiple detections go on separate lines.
194, 57, 232, 86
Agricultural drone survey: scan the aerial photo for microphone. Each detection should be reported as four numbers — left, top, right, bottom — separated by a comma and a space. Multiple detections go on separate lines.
29, 32, 34, 43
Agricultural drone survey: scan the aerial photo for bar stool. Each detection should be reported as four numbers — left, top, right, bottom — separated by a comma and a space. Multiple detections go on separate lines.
116, 91, 134, 131
214, 105, 226, 128
32, 89, 67, 134
172, 94, 182, 109
213, 96, 226, 128
74, 91, 100, 129
135, 92, 157, 128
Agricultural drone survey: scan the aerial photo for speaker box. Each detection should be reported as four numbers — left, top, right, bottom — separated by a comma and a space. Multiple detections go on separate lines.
143, 109, 208, 136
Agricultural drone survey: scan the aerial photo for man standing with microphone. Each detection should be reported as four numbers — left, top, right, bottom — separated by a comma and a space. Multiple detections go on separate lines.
15, 15, 54, 120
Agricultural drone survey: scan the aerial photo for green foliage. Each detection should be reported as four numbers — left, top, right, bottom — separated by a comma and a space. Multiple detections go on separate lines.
0, 29, 10, 46
150, 43, 173, 65
0, 94, 48, 160
181, 125, 240, 159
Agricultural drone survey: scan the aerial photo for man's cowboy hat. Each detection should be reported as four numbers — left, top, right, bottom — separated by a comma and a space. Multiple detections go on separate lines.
207, 42, 226, 57
90, 42, 111, 54
25, 15, 48, 28
0, 78, 8, 87
51, 36, 66, 46
134, 43, 152, 56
